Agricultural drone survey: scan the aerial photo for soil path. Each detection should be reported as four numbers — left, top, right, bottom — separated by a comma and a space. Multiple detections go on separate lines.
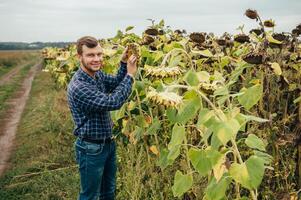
0, 61, 42, 176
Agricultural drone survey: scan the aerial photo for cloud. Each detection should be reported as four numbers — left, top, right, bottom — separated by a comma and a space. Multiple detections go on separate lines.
0, 0, 300, 42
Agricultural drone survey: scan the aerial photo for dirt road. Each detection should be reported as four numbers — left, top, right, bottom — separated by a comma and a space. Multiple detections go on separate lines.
0, 61, 41, 176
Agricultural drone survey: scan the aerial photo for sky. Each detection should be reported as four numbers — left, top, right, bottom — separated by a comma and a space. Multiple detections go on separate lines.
0, 0, 300, 42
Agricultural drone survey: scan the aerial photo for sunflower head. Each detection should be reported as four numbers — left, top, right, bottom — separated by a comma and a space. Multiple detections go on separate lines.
292, 28, 301, 36
189, 32, 205, 44
245, 9, 258, 20
145, 28, 159, 36
234, 34, 250, 43
249, 28, 263, 36
145, 66, 184, 78
216, 39, 227, 46
243, 53, 264, 64
142, 35, 155, 45
147, 90, 183, 108
127, 43, 140, 60
264, 20, 275, 28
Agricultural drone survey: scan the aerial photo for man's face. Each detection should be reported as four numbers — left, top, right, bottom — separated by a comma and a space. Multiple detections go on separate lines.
79, 44, 104, 73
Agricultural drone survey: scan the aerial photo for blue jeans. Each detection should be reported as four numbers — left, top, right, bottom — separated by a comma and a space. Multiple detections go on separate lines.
74, 138, 117, 200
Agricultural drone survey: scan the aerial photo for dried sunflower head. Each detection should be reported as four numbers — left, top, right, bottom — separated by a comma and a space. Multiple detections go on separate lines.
56, 51, 70, 61
272, 33, 287, 41
245, 9, 258, 20
145, 28, 159, 36
243, 53, 263, 64
197, 73, 223, 94
292, 28, 301, 36
158, 29, 165, 35
268, 43, 282, 49
43, 48, 59, 60
216, 39, 227, 46
249, 28, 263, 36
144, 66, 184, 78
174, 29, 183, 35
297, 24, 301, 30
189, 32, 205, 43
149, 45, 157, 51
127, 43, 140, 59
193, 44, 206, 50
142, 35, 155, 45
269, 42, 283, 49
226, 40, 234, 48
268, 33, 286, 49
264, 20, 275, 28
147, 90, 183, 108
234, 34, 250, 43
199, 82, 220, 94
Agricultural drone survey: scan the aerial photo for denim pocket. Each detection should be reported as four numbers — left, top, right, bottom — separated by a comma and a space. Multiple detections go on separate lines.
75, 140, 85, 152
85, 142, 105, 156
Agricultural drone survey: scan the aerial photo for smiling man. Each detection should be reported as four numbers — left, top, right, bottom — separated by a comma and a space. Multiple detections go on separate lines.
67, 36, 137, 200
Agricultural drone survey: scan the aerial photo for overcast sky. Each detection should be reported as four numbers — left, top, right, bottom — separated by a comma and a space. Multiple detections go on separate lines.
0, 0, 300, 42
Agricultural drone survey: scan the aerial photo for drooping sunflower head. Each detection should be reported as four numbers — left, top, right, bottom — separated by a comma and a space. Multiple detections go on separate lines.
292, 28, 301, 36
234, 34, 250, 43
142, 35, 155, 45
243, 52, 264, 64
249, 28, 263, 36
147, 89, 183, 108
189, 32, 205, 44
127, 43, 140, 59
144, 65, 184, 78
264, 20, 275, 28
145, 28, 159, 36
216, 39, 227, 46
245, 9, 258, 20
272, 33, 287, 42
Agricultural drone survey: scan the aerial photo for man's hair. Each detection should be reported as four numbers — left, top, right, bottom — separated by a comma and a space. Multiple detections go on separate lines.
76, 36, 99, 55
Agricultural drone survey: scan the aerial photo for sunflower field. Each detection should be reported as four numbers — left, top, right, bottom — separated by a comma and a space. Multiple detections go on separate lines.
41, 9, 301, 200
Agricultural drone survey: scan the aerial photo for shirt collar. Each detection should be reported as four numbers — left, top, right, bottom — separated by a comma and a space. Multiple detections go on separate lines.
77, 67, 97, 84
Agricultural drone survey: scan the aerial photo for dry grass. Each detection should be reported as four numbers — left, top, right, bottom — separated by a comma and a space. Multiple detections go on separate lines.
0, 50, 38, 58
0, 50, 39, 77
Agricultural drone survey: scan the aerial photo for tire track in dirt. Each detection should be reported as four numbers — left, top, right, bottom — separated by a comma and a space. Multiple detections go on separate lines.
0, 61, 42, 177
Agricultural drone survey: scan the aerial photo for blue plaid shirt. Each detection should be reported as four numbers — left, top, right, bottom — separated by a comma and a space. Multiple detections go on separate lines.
67, 62, 133, 140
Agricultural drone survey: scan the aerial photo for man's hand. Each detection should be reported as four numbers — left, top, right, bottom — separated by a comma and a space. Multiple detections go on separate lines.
121, 47, 129, 63
127, 55, 137, 77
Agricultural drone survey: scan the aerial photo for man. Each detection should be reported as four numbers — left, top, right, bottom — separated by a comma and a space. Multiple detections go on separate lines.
67, 36, 137, 200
